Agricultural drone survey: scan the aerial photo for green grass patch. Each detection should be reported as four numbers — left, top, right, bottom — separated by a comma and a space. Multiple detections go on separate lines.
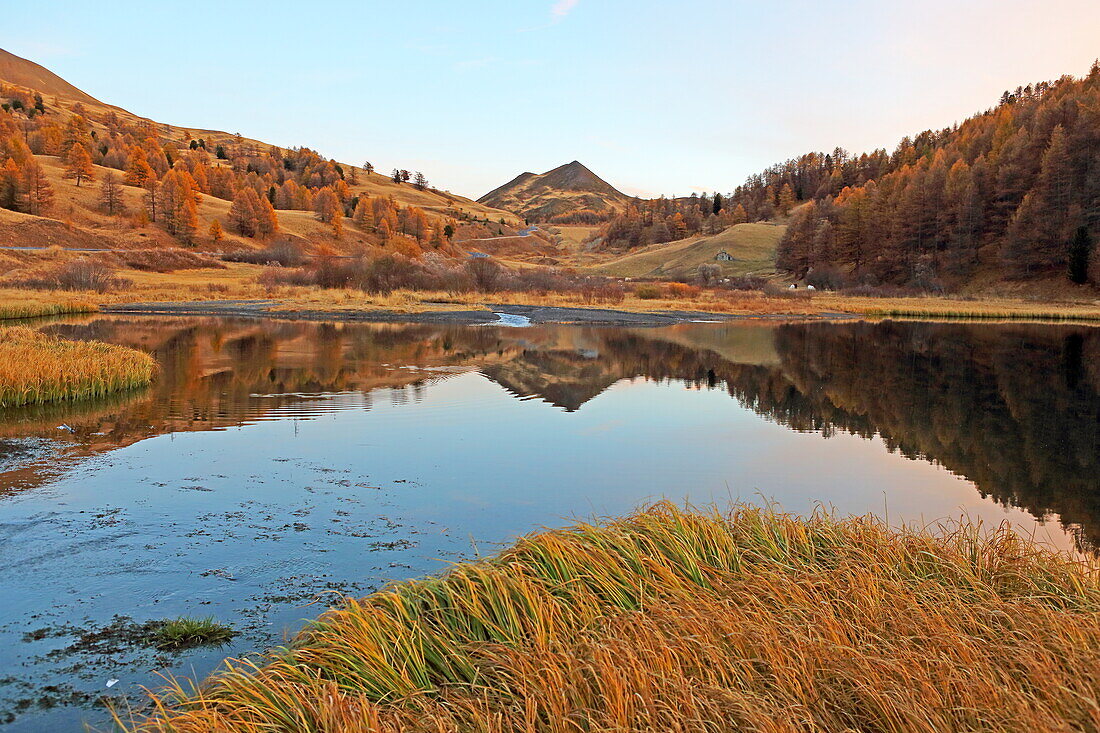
153, 616, 235, 650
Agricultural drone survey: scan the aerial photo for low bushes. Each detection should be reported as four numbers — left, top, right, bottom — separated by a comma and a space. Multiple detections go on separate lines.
221, 242, 306, 267
258, 253, 629, 302
17, 259, 130, 293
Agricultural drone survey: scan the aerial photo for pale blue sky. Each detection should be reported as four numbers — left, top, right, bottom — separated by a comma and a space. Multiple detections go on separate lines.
6, 1, 1100, 199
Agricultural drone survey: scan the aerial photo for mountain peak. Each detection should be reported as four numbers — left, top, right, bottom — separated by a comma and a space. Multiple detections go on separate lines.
479, 161, 629, 223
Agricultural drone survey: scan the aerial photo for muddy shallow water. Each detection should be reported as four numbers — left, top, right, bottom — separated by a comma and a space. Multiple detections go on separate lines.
0, 316, 1097, 730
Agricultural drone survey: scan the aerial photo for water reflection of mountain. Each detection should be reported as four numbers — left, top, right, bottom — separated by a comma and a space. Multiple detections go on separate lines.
2, 316, 1098, 547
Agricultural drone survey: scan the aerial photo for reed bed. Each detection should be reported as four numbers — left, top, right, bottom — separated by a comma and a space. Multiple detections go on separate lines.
858, 304, 1100, 321
122, 503, 1100, 733
0, 297, 97, 321
0, 327, 157, 407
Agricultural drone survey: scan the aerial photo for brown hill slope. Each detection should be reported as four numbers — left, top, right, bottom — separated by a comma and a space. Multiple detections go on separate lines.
0, 48, 104, 106
479, 161, 630, 223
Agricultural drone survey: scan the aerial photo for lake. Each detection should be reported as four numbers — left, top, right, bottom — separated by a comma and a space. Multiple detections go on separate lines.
0, 316, 1097, 730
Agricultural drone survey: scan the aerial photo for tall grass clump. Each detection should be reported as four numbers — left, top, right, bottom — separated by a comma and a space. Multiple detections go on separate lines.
122, 502, 1100, 733
0, 327, 157, 407
0, 299, 97, 321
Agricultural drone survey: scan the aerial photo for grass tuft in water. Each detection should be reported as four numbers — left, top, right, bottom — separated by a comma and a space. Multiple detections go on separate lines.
154, 617, 235, 650
0, 326, 157, 407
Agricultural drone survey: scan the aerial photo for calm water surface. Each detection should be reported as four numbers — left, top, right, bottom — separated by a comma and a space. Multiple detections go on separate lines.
0, 316, 1097, 730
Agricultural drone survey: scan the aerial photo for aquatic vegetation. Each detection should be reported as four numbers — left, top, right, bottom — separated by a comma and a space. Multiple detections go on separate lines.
0, 326, 156, 407
154, 617, 235, 650
124, 503, 1100, 732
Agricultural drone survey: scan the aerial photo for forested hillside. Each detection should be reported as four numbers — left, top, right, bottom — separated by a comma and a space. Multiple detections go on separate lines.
0, 48, 518, 258
728, 63, 1100, 289
592, 193, 749, 250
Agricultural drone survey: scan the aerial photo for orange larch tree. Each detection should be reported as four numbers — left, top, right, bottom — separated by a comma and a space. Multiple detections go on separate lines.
63, 143, 95, 187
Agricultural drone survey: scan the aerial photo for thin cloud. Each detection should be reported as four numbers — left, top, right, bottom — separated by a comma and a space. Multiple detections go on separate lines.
551, 0, 580, 21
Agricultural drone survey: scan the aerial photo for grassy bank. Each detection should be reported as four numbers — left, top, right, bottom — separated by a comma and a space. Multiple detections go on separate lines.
124, 503, 1100, 732
0, 327, 156, 407
0, 290, 97, 321
852, 298, 1100, 321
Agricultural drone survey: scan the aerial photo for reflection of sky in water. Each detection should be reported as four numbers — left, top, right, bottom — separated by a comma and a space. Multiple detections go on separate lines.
0, 318, 1093, 730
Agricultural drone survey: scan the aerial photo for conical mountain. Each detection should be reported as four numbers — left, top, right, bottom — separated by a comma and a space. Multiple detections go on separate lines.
479, 161, 630, 223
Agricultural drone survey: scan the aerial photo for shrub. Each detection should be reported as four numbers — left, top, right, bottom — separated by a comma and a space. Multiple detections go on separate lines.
695, 264, 721, 286
222, 241, 305, 267
581, 281, 626, 305
666, 282, 700, 299
466, 257, 504, 293
805, 265, 850, 291
356, 255, 427, 294
634, 284, 662, 299
19, 259, 129, 293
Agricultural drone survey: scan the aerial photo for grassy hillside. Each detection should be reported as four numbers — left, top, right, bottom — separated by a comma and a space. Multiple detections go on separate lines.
590, 222, 785, 279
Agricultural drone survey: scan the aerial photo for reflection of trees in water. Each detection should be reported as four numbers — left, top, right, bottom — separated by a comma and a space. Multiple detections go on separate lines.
510, 323, 1100, 549
755, 322, 1100, 549
10, 317, 1100, 548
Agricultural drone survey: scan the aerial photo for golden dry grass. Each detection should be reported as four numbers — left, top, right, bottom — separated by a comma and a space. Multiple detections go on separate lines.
845, 297, 1100, 321
0, 290, 97, 320
0, 326, 156, 406
121, 503, 1100, 733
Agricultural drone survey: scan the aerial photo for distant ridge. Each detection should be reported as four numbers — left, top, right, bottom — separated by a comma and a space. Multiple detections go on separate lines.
0, 48, 102, 105
479, 161, 630, 223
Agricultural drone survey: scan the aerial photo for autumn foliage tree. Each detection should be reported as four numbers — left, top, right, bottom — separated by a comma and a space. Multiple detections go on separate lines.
313, 186, 341, 223
0, 158, 19, 210
0, 82, 452, 255
21, 158, 54, 215
158, 169, 199, 242
209, 218, 224, 245
230, 187, 264, 237
98, 171, 125, 215
125, 149, 156, 188
63, 143, 95, 186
